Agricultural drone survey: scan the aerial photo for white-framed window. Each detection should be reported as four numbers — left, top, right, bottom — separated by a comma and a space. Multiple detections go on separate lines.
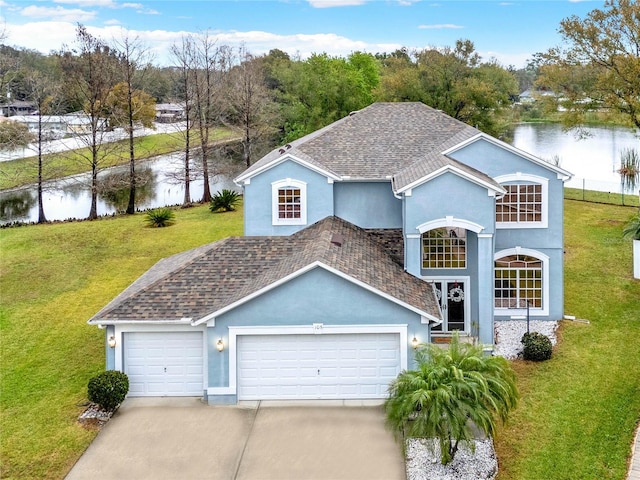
495, 174, 548, 228
494, 248, 549, 315
272, 179, 307, 225
421, 227, 467, 269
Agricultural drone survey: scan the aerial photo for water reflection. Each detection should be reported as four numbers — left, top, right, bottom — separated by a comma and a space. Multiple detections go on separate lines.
0, 190, 34, 220
0, 150, 243, 224
99, 168, 157, 211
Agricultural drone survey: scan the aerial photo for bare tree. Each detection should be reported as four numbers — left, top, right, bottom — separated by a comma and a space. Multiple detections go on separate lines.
226, 46, 278, 168
110, 32, 155, 214
59, 24, 119, 220
170, 35, 197, 207
24, 71, 62, 223
191, 33, 231, 203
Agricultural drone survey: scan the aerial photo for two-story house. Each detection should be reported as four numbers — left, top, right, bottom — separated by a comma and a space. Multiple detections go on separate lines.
89, 102, 571, 404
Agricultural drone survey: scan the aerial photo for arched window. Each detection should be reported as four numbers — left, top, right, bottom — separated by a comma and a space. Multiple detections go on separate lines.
272, 179, 307, 225
494, 249, 548, 314
421, 227, 467, 269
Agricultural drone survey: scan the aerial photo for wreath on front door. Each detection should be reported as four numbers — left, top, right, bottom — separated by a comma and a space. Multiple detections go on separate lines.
448, 287, 465, 303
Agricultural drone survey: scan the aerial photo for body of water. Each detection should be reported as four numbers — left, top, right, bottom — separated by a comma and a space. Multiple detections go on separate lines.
512, 123, 639, 192
1, 123, 638, 224
0, 153, 241, 224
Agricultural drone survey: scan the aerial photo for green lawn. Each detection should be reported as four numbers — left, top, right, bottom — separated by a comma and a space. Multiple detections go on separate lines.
1, 199, 639, 480
0, 204, 243, 479
495, 200, 640, 480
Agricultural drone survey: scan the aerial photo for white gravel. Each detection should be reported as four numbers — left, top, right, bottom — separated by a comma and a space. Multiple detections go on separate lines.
406, 438, 498, 480
493, 320, 558, 359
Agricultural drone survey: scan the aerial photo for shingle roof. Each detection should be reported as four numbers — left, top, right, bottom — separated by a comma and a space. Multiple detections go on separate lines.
88, 217, 441, 324
238, 102, 482, 188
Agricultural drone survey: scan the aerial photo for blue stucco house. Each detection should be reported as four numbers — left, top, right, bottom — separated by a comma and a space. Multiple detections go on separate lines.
89, 102, 571, 404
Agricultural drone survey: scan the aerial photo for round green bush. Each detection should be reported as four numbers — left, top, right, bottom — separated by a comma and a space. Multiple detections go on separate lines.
521, 332, 553, 361
88, 370, 129, 411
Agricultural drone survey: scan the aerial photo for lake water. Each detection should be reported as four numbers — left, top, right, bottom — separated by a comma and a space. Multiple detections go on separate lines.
512, 123, 639, 192
1, 123, 638, 224
0, 153, 242, 224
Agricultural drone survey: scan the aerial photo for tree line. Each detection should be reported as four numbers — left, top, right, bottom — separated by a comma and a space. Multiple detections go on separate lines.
0, 0, 637, 222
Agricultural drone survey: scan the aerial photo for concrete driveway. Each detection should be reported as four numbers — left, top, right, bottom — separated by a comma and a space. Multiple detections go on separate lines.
65, 398, 406, 480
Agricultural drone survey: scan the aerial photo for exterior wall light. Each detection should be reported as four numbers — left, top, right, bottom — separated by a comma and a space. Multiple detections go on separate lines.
216, 339, 224, 352
108, 335, 116, 348
411, 336, 419, 349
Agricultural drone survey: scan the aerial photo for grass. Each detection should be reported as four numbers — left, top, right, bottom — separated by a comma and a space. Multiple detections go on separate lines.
1, 199, 639, 479
0, 203, 243, 479
0, 127, 239, 190
565, 187, 640, 208
494, 200, 640, 480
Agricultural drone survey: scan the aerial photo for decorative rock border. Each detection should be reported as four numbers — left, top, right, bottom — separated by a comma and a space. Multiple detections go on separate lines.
406, 438, 498, 480
493, 320, 558, 359
77, 403, 114, 429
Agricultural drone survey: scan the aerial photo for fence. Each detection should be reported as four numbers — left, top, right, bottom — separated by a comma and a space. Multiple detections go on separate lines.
565, 177, 639, 207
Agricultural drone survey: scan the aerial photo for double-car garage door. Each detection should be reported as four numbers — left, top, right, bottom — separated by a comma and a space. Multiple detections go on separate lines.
237, 333, 401, 400
123, 331, 401, 400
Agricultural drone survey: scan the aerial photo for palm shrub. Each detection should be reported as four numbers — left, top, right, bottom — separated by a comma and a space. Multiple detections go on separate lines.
145, 207, 175, 227
385, 333, 518, 465
210, 189, 240, 213
623, 213, 640, 240
87, 370, 129, 411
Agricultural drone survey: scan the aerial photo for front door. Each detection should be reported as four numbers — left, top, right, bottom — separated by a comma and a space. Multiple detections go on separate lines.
431, 279, 469, 334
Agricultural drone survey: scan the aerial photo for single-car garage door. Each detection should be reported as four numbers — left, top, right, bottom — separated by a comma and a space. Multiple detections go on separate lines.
237, 333, 401, 400
124, 331, 203, 396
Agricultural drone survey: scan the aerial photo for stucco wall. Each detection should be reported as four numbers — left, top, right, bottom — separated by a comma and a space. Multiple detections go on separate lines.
208, 267, 432, 392
334, 181, 402, 228
243, 158, 334, 236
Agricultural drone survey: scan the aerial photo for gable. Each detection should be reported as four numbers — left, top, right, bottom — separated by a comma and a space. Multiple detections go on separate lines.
395, 155, 505, 196
443, 133, 572, 181
211, 265, 440, 326
235, 152, 340, 185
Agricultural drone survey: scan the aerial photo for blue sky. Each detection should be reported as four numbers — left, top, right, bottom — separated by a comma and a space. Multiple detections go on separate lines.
0, 0, 604, 67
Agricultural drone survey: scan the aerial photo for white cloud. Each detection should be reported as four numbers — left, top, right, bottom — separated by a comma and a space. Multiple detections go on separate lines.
20, 6, 96, 22
481, 50, 530, 68
418, 23, 464, 29
54, 0, 116, 6
3, 21, 404, 64
307, 0, 367, 8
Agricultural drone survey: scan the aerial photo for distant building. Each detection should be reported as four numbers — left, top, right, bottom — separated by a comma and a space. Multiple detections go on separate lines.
155, 103, 185, 123
10, 113, 105, 139
0, 100, 37, 117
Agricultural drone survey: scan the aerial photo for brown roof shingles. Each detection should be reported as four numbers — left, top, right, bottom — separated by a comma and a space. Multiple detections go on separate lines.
88, 217, 441, 324
239, 102, 483, 187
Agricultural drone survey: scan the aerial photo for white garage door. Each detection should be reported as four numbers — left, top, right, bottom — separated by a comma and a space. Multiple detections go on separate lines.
124, 331, 203, 396
237, 333, 401, 400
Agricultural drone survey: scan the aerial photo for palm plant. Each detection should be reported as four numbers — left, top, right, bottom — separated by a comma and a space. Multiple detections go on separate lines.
145, 207, 175, 228
385, 333, 518, 465
209, 189, 241, 213
623, 213, 640, 240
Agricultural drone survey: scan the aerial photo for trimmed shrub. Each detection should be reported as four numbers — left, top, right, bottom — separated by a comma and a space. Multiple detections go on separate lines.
209, 189, 240, 213
88, 370, 129, 411
521, 332, 553, 361
145, 207, 175, 228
